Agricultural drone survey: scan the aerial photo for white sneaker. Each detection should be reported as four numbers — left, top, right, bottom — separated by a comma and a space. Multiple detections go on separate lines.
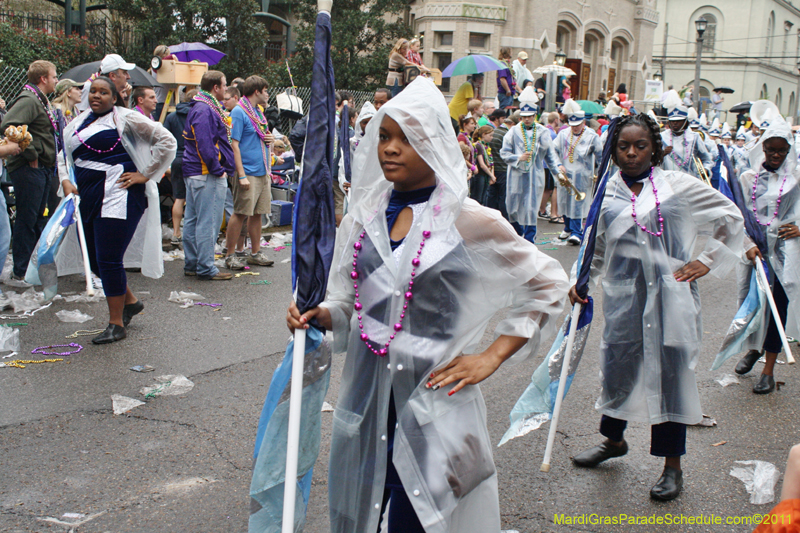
559, 231, 570, 240
567, 235, 581, 245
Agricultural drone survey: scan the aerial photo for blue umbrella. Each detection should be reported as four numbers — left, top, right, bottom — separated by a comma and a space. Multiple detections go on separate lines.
249, 8, 336, 533
167, 42, 226, 65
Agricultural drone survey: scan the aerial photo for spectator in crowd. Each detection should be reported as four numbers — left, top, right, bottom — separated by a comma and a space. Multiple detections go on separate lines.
488, 112, 510, 219
373, 88, 391, 110
223, 86, 240, 113
615, 83, 628, 103
406, 38, 427, 71
472, 125, 495, 205
539, 112, 561, 223
457, 115, 477, 169
512, 51, 533, 92
478, 100, 495, 127
181, 70, 235, 281
77, 54, 135, 112
130, 86, 157, 120
231, 77, 245, 94
711, 87, 725, 119
448, 73, 484, 124
467, 99, 484, 123
60, 76, 176, 344
51, 79, 83, 133
149, 45, 174, 120
496, 47, 516, 111
0, 60, 59, 281
163, 88, 197, 246
596, 92, 608, 106
224, 75, 275, 270
386, 38, 428, 97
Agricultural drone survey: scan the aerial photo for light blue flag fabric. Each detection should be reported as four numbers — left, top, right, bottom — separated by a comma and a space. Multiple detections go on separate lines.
24, 194, 78, 301
249, 326, 331, 533
711, 268, 768, 370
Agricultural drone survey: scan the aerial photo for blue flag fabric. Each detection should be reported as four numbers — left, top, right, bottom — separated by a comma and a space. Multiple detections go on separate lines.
249, 10, 337, 533
25, 194, 78, 301
725, 143, 768, 256
500, 118, 619, 445
291, 10, 337, 317
714, 145, 735, 201
711, 269, 767, 370
339, 103, 351, 183
249, 327, 332, 533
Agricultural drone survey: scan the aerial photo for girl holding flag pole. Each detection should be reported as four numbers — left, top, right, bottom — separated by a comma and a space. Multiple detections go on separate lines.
287, 77, 568, 532
567, 114, 743, 501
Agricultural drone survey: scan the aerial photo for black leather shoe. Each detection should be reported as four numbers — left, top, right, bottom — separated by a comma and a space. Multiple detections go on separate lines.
92, 324, 127, 345
572, 441, 628, 468
122, 300, 144, 327
735, 350, 762, 375
650, 466, 683, 501
753, 374, 776, 394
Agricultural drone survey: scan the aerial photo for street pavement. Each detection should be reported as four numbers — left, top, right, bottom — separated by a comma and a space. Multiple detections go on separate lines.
1, 220, 797, 533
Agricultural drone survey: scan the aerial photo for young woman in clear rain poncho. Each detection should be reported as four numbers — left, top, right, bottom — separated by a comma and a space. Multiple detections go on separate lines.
568, 114, 743, 502
286, 77, 568, 533
731, 117, 800, 394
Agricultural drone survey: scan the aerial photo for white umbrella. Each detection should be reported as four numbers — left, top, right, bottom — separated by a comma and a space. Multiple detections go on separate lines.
532, 64, 576, 77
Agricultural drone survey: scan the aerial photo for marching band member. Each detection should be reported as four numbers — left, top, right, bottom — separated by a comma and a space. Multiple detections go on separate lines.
555, 99, 602, 244
569, 113, 743, 501
660, 91, 714, 180
500, 86, 564, 242
732, 126, 751, 177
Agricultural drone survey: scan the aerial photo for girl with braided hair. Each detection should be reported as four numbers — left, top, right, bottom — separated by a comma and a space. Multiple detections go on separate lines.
568, 114, 744, 501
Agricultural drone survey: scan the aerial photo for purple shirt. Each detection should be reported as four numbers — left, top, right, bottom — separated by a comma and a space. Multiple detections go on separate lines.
496, 61, 515, 94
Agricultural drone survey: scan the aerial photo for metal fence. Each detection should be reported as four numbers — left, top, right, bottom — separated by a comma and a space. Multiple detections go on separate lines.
267, 87, 374, 135
0, 11, 107, 55
0, 66, 28, 102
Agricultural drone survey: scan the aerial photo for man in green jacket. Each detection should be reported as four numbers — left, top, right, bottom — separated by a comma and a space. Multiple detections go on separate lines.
0, 60, 58, 280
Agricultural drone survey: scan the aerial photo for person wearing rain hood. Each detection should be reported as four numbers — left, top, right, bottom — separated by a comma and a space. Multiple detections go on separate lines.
555, 98, 602, 244
732, 125, 751, 177
660, 90, 714, 180
500, 86, 565, 242
695, 112, 719, 157
286, 77, 569, 533
720, 122, 733, 155
338, 101, 377, 204
568, 113, 743, 502
732, 117, 800, 395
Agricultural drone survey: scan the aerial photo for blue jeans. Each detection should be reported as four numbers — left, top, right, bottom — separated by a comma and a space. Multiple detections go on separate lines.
0, 191, 10, 293
487, 173, 508, 220
498, 92, 514, 110
10, 165, 51, 277
183, 175, 226, 277
564, 216, 583, 239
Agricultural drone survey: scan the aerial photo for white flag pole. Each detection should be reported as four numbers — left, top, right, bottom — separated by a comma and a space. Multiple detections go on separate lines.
541, 302, 582, 472
756, 260, 795, 364
73, 197, 95, 296
281, 326, 306, 532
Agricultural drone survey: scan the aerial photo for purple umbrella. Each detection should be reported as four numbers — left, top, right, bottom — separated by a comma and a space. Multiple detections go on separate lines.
168, 42, 226, 65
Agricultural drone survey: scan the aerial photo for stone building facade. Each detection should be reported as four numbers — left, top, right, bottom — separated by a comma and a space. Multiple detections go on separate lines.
409, 0, 659, 100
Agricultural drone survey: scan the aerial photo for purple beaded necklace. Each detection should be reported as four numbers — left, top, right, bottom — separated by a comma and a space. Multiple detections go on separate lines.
23, 84, 58, 133
351, 188, 442, 357
751, 169, 788, 227
74, 110, 122, 153
629, 167, 664, 237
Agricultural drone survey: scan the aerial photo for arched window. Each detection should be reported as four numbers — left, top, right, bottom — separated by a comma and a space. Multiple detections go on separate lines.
766, 12, 775, 56
701, 13, 716, 53
776, 88, 783, 112
790, 92, 796, 116
761, 84, 769, 99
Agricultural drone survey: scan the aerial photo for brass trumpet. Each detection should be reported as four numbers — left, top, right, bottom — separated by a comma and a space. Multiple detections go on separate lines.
557, 171, 586, 201
692, 156, 712, 187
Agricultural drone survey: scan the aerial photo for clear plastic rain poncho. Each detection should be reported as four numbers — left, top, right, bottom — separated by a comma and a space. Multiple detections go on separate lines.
57, 106, 176, 279
500, 122, 561, 226
320, 77, 568, 533
738, 117, 800, 340
660, 128, 714, 180
587, 166, 743, 425
555, 125, 603, 219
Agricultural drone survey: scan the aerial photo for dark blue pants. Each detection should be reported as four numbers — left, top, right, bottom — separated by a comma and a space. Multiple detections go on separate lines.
763, 276, 789, 354
10, 165, 52, 277
82, 207, 145, 297
379, 394, 425, 533
600, 415, 686, 457
564, 216, 583, 239
511, 222, 537, 243
487, 174, 508, 220
470, 174, 489, 206
498, 92, 514, 110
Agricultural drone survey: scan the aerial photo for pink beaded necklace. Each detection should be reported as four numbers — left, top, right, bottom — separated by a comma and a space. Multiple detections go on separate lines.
23, 84, 58, 133
667, 130, 692, 170
751, 169, 788, 227
629, 167, 664, 237
74, 111, 122, 153
351, 188, 442, 357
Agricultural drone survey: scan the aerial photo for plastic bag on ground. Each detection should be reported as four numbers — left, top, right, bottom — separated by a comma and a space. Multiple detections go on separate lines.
267, 232, 292, 248
6, 288, 46, 313
111, 394, 145, 414
161, 224, 174, 241
730, 460, 782, 504
162, 249, 185, 262
64, 289, 105, 303
0, 326, 20, 353
168, 291, 205, 305
55, 309, 93, 323
715, 374, 740, 387
140, 375, 194, 398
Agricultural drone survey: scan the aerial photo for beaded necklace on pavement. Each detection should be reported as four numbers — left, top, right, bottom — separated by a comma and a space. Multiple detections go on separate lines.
194, 89, 231, 142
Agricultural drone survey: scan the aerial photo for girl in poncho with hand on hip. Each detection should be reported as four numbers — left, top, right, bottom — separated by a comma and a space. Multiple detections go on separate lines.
287, 77, 568, 533
568, 114, 743, 501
